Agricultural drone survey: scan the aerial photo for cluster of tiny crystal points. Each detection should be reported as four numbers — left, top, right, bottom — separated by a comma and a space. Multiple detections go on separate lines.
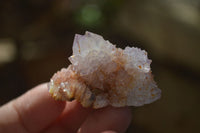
48, 31, 161, 109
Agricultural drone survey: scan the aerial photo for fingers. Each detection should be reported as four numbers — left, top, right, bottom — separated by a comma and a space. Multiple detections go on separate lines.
78, 106, 132, 133
44, 100, 93, 133
9, 83, 66, 133
0, 82, 132, 133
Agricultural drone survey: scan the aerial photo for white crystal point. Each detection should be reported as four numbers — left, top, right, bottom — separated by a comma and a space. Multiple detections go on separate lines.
72, 31, 110, 56
49, 31, 161, 109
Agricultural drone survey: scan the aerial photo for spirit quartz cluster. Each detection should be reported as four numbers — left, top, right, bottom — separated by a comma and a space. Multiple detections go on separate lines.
48, 31, 161, 109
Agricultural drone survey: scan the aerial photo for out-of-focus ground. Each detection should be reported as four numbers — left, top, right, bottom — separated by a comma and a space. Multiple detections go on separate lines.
0, 0, 199, 133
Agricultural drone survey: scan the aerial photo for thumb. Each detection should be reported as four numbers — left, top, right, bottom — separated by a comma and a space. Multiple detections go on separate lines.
0, 83, 66, 133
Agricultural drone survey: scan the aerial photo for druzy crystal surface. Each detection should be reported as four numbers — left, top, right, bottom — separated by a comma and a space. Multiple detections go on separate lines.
48, 31, 161, 109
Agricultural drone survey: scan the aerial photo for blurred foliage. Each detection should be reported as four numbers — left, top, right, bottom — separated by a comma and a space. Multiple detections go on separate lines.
75, 4, 103, 28
0, 0, 200, 133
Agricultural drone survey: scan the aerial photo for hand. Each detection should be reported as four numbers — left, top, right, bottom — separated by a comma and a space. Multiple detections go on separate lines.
0, 83, 132, 133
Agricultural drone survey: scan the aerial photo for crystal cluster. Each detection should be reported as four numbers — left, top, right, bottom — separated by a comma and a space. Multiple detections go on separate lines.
48, 31, 161, 109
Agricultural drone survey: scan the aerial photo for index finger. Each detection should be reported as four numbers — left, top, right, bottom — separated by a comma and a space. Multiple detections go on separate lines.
78, 106, 132, 133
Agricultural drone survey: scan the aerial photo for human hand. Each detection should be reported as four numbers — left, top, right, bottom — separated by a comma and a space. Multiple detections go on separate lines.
0, 83, 132, 133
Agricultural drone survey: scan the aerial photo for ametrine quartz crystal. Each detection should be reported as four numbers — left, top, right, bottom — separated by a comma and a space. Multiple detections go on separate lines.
48, 31, 161, 109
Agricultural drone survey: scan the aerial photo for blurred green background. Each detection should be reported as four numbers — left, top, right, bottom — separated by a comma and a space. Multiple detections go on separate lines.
0, 0, 200, 132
